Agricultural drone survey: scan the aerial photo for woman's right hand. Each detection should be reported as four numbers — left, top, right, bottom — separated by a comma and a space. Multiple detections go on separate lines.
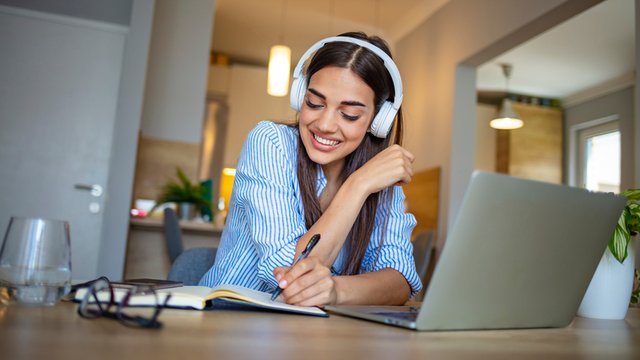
351, 144, 415, 195
273, 256, 338, 307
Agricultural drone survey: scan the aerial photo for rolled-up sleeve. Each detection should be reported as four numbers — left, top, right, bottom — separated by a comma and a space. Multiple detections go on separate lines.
361, 186, 422, 297
234, 121, 307, 289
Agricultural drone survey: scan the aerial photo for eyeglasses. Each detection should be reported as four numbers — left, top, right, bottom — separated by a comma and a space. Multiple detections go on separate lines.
76, 276, 171, 329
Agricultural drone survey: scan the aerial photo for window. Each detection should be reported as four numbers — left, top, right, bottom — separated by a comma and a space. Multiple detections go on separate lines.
576, 120, 620, 193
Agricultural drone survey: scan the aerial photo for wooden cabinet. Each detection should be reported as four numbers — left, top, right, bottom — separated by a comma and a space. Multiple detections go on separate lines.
496, 103, 563, 184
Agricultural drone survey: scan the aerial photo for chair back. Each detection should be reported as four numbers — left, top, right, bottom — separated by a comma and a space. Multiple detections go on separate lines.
167, 247, 217, 285
163, 208, 184, 263
412, 230, 434, 301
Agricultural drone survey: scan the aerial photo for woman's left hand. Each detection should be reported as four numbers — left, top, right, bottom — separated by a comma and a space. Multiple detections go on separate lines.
350, 144, 415, 195
273, 256, 337, 307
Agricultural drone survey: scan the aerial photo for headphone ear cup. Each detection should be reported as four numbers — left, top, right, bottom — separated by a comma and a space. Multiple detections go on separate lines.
369, 101, 396, 138
289, 76, 306, 111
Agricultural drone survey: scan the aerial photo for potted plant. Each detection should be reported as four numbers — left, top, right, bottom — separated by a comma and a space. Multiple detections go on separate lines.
609, 189, 640, 265
149, 167, 211, 220
578, 189, 640, 319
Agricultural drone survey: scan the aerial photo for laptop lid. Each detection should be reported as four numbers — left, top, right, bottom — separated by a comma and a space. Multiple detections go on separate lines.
327, 172, 626, 331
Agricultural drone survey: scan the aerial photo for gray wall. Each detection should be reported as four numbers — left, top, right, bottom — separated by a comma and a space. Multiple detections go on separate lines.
565, 84, 638, 269
140, 0, 215, 144
564, 87, 634, 191
0, 0, 132, 25
395, 0, 601, 246
98, 0, 155, 279
636, 0, 640, 188
0, 0, 155, 279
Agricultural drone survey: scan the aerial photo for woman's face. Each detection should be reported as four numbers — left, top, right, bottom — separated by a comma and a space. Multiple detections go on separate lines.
299, 66, 375, 175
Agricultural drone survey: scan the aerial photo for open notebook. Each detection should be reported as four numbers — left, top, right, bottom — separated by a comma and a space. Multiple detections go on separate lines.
326, 171, 626, 330
75, 283, 327, 317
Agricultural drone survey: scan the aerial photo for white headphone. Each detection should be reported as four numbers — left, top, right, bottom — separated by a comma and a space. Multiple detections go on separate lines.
289, 36, 404, 138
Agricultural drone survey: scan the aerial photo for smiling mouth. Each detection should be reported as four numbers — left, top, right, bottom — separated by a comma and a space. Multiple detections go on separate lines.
313, 133, 340, 146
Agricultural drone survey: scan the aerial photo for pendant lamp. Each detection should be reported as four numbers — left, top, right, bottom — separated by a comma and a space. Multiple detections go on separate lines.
267, 0, 290, 97
267, 45, 291, 96
490, 64, 523, 130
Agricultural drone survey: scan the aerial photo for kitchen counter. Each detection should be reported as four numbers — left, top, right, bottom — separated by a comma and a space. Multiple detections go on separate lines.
124, 217, 223, 279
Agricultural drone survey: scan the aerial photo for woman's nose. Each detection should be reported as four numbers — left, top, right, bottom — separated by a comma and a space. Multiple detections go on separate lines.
315, 109, 338, 133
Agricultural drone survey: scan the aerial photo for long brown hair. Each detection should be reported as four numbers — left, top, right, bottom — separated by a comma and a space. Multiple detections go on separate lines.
296, 32, 404, 275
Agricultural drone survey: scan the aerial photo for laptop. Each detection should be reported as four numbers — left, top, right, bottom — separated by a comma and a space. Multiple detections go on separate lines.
325, 171, 626, 331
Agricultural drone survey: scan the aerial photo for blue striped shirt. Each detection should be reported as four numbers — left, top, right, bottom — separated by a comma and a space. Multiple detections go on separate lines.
198, 121, 422, 297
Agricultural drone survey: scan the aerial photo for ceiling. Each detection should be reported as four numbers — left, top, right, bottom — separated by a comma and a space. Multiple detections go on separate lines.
211, 0, 635, 103
476, 0, 634, 103
211, 0, 448, 64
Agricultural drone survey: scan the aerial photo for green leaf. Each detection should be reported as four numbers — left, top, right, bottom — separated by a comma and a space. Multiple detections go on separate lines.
626, 202, 640, 235
622, 189, 640, 200
608, 212, 629, 263
631, 269, 640, 305
606, 189, 640, 264
147, 167, 212, 216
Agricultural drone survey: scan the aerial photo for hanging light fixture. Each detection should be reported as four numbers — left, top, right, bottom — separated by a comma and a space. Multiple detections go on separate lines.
267, 0, 290, 97
267, 45, 291, 96
490, 63, 523, 130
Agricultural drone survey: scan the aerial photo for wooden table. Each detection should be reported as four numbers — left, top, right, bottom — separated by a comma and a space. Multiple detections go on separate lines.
1, 302, 639, 359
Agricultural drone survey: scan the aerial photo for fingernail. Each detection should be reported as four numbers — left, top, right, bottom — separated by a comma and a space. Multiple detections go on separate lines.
275, 273, 282, 281
279, 280, 287, 288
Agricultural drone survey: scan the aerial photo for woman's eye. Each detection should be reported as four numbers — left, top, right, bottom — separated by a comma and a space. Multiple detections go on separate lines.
341, 113, 359, 121
305, 99, 322, 109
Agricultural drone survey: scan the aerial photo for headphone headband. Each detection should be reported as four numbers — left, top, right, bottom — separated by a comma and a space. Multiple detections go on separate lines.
290, 36, 403, 138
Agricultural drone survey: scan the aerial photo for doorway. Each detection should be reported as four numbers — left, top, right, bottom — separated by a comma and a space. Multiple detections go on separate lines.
199, 94, 229, 216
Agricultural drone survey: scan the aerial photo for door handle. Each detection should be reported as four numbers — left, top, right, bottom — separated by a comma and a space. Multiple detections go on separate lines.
74, 184, 103, 197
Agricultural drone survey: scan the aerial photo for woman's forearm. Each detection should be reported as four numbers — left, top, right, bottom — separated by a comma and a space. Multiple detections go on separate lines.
333, 268, 411, 305
295, 174, 369, 265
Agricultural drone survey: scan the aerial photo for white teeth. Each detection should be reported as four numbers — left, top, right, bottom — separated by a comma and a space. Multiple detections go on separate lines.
314, 134, 339, 146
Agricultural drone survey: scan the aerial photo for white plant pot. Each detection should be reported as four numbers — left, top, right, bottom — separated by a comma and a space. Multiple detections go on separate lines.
577, 240, 635, 320
177, 202, 196, 221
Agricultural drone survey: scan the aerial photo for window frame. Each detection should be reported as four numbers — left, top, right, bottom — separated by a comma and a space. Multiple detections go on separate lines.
568, 115, 620, 189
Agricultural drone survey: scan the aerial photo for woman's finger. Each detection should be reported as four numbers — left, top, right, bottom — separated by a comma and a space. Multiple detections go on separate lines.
277, 256, 320, 289
285, 274, 335, 306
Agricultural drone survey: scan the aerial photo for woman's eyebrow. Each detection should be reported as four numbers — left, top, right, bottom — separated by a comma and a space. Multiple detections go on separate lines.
307, 87, 366, 107
307, 87, 326, 100
341, 100, 366, 107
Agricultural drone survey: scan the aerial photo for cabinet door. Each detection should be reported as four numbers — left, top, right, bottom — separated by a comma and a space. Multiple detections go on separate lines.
496, 103, 563, 184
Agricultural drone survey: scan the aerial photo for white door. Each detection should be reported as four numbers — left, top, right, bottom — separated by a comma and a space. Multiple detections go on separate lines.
0, 8, 127, 279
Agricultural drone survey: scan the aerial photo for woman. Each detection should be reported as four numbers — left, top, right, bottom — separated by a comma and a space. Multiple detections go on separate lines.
199, 32, 421, 306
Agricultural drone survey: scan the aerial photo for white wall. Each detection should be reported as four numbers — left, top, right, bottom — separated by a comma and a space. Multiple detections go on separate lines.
395, 0, 602, 249
208, 64, 230, 95
475, 104, 498, 172
140, 0, 215, 144
208, 64, 296, 168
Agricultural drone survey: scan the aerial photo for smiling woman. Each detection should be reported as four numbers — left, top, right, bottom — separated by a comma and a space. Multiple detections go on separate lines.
298, 66, 374, 174
198, 32, 421, 308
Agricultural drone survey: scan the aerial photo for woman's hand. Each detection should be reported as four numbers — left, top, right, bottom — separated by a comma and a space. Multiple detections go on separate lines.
351, 144, 415, 194
273, 256, 337, 307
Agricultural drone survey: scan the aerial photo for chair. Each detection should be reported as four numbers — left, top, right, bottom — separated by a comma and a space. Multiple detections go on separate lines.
163, 208, 184, 263
412, 230, 434, 301
163, 207, 218, 285
167, 247, 217, 285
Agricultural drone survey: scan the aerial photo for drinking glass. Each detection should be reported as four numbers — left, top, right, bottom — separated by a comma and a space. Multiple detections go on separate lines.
0, 217, 72, 306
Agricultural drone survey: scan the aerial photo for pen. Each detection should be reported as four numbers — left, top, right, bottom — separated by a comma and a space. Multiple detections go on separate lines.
271, 233, 321, 301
